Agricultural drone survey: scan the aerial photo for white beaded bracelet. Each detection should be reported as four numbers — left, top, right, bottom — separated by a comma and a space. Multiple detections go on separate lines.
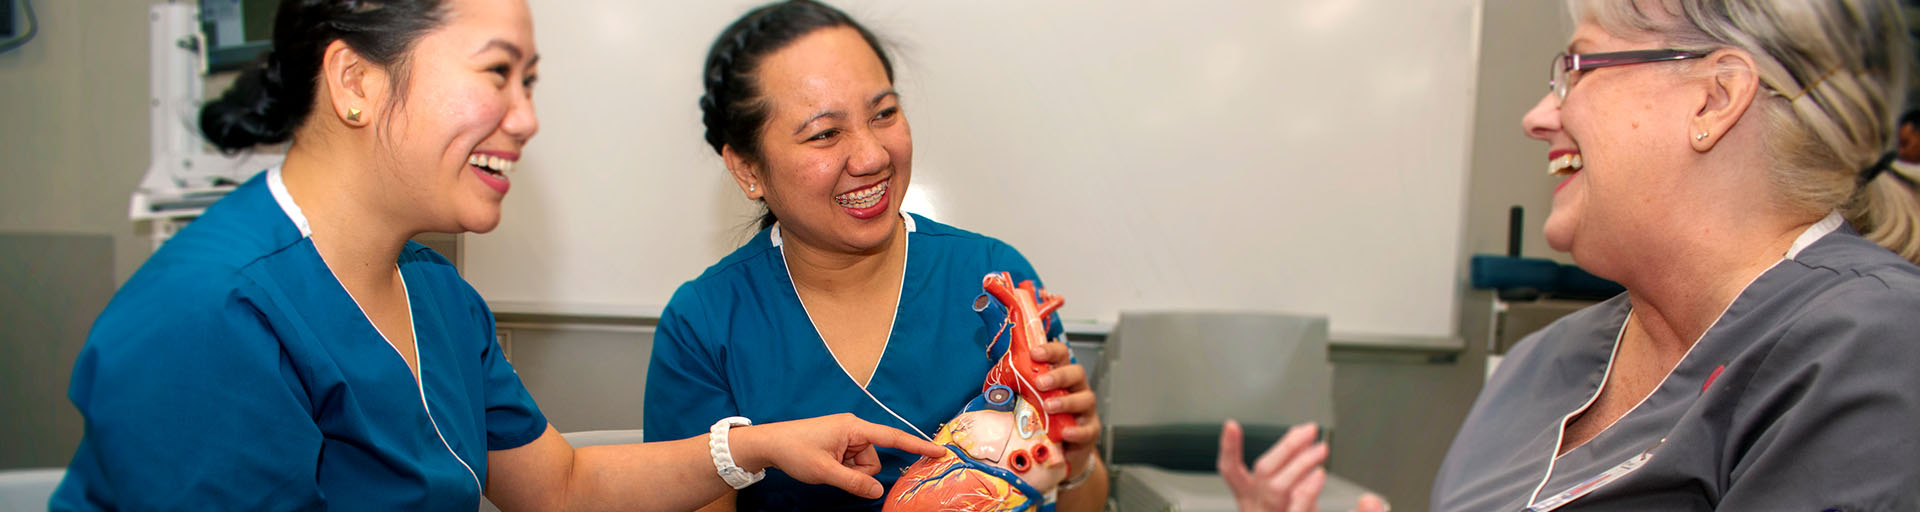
709, 416, 766, 489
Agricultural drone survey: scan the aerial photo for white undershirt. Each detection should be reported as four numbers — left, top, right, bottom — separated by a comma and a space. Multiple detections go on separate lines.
1785, 210, 1845, 260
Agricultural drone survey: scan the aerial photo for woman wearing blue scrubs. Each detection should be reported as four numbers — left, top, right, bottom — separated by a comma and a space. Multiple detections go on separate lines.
644, 2, 1110, 510
53, 0, 940, 510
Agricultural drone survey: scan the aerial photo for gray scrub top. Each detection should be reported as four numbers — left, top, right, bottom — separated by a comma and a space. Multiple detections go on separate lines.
1433, 217, 1920, 511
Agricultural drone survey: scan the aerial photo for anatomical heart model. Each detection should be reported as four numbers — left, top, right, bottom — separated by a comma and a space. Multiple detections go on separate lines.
883, 272, 1078, 511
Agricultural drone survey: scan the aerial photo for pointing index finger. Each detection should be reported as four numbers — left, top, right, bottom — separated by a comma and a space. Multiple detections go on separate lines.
862, 423, 945, 458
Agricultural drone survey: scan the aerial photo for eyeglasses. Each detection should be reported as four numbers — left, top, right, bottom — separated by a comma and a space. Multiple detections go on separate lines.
1549, 49, 1712, 103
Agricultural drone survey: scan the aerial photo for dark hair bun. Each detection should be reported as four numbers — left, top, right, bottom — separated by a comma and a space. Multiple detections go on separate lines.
197, 0, 449, 152
200, 55, 296, 152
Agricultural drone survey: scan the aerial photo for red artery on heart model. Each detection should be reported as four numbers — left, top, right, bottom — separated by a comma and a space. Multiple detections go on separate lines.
882, 272, 1076, 512
979, 272, 1076, 446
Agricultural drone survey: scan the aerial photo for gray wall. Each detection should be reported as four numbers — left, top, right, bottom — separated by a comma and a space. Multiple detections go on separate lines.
0, 235, 113, 469
0, 0, 163, 283
0, 0, 166, 469
500, 324, 654, 433
1462, 1, 1579, 267
1315, 2, 1575, 510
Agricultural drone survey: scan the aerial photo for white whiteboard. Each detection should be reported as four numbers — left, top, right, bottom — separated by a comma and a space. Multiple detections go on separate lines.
467, 0, 1483, 343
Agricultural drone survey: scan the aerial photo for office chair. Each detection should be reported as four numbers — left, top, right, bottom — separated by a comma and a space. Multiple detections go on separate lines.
1099, 311, 1376, 511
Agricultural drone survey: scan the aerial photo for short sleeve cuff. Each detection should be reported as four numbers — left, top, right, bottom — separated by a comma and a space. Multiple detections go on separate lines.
487, 413, 549, 451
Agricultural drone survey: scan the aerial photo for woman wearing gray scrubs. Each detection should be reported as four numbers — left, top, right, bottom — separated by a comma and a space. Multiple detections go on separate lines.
1219, 0, 1920, 510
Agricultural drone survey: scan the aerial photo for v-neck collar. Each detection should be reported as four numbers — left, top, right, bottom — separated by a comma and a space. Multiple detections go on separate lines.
266, 167, 480, 491
1525, 212, 1846, 508
771, 212, 933, 441
268, 167, 420, 372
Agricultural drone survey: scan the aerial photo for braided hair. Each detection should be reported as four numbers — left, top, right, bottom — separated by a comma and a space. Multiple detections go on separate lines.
699, 0, 893, 231
200, 0, 447, 152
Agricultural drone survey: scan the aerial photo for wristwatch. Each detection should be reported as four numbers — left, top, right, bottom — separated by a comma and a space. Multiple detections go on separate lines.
709, 416, 766, 489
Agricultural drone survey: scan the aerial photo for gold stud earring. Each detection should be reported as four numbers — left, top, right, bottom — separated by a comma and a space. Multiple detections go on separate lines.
347, 108, 362, 123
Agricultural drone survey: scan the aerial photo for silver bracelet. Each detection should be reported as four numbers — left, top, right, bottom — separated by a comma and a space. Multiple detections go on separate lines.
1057, 452, 1099, 491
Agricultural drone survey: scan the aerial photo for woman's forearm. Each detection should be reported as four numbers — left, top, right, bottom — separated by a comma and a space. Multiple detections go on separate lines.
561, 436, 740, 512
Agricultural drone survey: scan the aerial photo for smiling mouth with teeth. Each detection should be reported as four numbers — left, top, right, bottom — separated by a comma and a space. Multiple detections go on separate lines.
468, 153, 516, 178
835, 181, 887, 209
1548, 153, 1584, 177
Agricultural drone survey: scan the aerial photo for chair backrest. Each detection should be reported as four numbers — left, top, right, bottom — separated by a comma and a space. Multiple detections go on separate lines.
1099, 311, 1335, 469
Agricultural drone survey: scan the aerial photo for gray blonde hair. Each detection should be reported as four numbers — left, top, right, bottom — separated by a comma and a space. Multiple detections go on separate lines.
1576, 0, 1918, 263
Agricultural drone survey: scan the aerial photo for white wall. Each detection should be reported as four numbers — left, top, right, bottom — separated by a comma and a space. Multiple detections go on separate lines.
466, 0, 1485, 344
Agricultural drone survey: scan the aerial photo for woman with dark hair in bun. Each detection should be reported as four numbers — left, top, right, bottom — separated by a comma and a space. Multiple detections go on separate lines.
53, 0, 940, 509
644, 1, 1109, 510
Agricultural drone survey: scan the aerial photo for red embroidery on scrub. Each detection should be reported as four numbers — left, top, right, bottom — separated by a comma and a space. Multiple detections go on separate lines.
1702, 364, 1725, 393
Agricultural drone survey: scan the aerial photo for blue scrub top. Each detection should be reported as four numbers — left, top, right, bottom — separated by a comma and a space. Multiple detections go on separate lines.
53, 170, 547, 510
645, 213, 1063, 511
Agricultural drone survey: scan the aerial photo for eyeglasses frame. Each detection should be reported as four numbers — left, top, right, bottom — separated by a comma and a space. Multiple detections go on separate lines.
1549, 49, 1713, 102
